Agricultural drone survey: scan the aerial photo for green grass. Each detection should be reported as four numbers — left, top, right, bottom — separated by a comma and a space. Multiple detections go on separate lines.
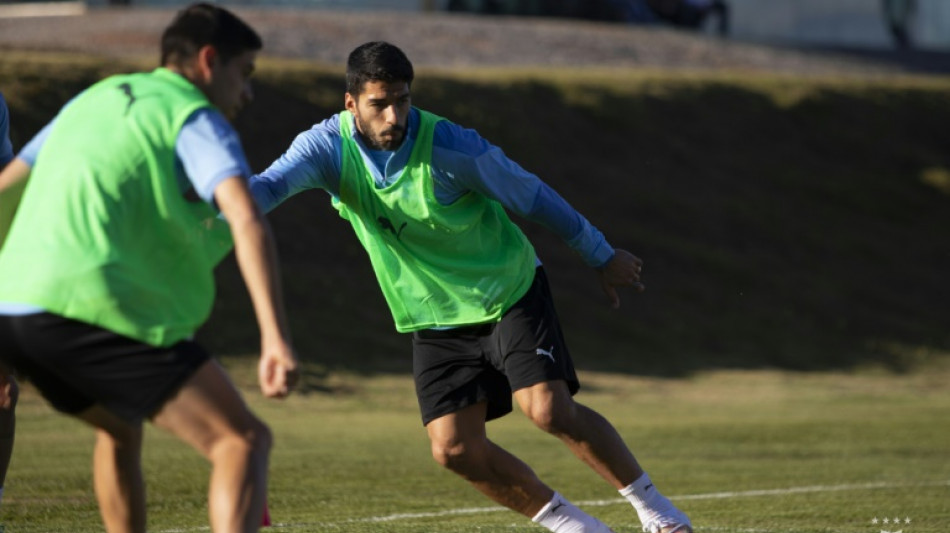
2, 360, 949, 532
2, 53, 949, 530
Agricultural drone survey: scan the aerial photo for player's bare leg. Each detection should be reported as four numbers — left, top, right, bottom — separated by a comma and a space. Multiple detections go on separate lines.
515, 380, 692, 533
152, 360, 271, 533
426, 402, 614, 532
515, 380, 641, 488
426, 402, 551, 516
77, 406, 146, 533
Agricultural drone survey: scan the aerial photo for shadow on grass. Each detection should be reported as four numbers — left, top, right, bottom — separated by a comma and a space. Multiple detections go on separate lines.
3, 57, 948, 378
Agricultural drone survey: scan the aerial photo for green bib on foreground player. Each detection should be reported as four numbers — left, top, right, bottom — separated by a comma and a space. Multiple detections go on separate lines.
334, 108, 536, 332
0, 68, 233, 347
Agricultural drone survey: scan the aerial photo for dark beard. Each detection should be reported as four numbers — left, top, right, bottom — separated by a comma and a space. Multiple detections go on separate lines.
356, 115, 404, 151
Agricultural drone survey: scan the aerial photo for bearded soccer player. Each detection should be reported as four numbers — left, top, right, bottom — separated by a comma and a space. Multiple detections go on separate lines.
249, 41, 692, 533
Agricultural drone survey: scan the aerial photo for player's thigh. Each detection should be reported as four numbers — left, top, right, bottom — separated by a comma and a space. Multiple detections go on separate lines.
76, 403, 142, 444
151, 359, 268, 458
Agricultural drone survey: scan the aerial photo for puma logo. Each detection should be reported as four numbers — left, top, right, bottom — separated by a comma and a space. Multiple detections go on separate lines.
378, 216, 407, 239
537, 346, 555, 362
117, 82, 136, 115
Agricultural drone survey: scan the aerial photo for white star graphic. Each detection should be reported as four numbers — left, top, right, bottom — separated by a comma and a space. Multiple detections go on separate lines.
883, 518, 890, 524
871, 517, 879, 524
904, 517, 912, 524
893, 517, 900, 524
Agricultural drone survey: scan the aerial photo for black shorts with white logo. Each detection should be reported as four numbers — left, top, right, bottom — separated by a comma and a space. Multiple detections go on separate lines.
0, 312, 210, 423
411, 267, 580, 426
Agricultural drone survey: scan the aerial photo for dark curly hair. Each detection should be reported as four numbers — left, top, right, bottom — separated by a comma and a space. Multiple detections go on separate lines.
345, 41, 415, 96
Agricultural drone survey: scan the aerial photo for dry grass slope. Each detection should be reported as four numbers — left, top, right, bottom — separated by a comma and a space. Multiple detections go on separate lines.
2, 50, 949, 376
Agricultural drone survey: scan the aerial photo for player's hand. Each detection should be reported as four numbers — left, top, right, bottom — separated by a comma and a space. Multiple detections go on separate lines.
258, 339, 299, 398
596, 248, 645, 309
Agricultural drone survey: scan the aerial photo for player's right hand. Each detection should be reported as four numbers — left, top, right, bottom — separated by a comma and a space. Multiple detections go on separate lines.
597, 248, 646, 309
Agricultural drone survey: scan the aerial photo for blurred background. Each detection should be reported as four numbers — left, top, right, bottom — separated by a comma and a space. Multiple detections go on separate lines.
2, 0, 946, 49
1, 0, 948, 378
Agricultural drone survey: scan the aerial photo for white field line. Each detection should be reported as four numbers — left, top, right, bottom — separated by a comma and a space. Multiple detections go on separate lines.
154, 479, 950, 532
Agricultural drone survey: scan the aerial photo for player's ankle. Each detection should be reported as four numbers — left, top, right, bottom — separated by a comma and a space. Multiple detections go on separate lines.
532, 491, 613, 533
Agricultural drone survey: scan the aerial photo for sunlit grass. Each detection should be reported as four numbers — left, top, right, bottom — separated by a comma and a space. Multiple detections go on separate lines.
3, 362, 949, 532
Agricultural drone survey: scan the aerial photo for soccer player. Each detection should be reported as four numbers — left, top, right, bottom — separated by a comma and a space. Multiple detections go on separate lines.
0, 91, 18, 509
249, 41, 693, 533
0, 4, 298, 532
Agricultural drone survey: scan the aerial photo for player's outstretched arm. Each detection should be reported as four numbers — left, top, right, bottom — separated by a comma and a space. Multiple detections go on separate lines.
214, 175, 299, 398
596, 248, 646, 309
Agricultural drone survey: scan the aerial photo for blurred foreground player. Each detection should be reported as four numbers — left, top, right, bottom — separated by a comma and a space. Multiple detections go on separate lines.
0, 90, 18, 510
0, 4, 298, 532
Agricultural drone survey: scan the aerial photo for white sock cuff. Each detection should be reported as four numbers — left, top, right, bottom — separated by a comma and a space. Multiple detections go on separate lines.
619, 472, 653, 497
531, 491, 562, 523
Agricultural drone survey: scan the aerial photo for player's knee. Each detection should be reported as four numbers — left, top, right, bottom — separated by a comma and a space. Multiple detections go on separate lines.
244, 417, 272, 457
526, 400, 575, 436
430, 438, 479, 473
429, 439, 463, 469
211, 417, 272, 462
519, 383, 579, 435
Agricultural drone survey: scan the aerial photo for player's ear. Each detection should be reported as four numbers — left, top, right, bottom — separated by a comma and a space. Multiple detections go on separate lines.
195, 45, 218, 82
344, 92, 358, 114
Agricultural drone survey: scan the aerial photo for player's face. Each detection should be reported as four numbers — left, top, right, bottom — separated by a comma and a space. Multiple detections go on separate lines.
345, 80, 411, 151
208, 49, 256, 120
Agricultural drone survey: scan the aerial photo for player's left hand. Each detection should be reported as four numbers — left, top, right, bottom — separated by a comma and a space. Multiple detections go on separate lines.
596, 248, 645, 309
258, 339, 299, 398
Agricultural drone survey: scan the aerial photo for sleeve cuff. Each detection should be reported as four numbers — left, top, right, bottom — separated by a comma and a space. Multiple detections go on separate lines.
566, 225, 615, 268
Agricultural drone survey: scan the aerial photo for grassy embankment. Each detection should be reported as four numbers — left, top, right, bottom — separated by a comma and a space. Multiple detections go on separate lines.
2, 51, 949, 378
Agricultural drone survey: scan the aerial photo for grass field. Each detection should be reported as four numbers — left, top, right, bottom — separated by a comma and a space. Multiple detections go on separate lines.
2, 358, 948, 533
1, 51, 949, 532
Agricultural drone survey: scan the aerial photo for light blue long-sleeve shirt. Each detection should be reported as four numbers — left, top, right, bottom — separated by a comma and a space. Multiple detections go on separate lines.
250, 108, 615, 268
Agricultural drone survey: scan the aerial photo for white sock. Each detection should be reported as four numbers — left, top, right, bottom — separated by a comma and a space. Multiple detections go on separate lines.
619, 473, 691, 533
532, 492, 612, 533
619, 472, 659, 510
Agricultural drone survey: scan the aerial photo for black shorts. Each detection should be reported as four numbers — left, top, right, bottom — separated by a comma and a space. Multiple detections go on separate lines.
412, 267, 580, 426
0, 312, 210, 423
